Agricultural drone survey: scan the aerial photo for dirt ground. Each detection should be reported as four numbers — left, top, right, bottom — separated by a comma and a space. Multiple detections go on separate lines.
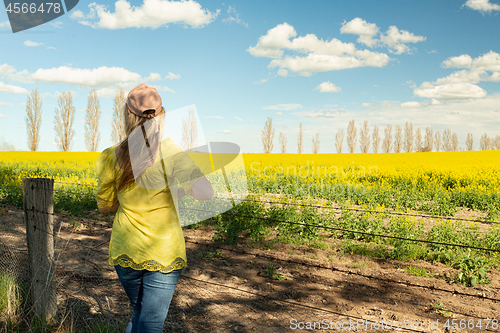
0, 204, 499, 333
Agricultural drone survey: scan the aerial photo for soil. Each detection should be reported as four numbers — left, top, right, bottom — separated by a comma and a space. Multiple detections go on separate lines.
0, 204, 499, 333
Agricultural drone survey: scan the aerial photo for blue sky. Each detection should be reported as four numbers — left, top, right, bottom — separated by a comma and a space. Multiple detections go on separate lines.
1, 0, 500, 153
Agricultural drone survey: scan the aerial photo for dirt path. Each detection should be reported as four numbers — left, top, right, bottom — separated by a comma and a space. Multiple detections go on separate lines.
0, 204, 499, 332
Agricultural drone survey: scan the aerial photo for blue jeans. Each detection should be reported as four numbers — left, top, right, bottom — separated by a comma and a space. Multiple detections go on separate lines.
114, 265, 183, 333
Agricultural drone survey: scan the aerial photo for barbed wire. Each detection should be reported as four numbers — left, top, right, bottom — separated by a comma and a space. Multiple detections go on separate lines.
5, 203, 498, 331
181, 275, 429, 333
181, 207, 500, 253
3, 180, 499, 225
184, 238, 500, 303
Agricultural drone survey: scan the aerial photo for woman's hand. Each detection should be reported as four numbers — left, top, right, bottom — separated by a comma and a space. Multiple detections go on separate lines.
190, 177, 214, 201
178, 187, 186, 199
98, 201, 120, 214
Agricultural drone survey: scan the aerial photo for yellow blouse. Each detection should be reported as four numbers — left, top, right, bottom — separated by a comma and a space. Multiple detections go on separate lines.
96, 138, 202, 273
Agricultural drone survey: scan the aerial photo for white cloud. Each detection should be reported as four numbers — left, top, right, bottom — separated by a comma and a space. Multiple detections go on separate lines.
263, 103, 302, 110
50, 21, 63, 28
276, 111, 283, 115
47, 46, 56, 50
400, 101, 422, 108
162, 86, 175, 93
362, 103, 375, 108
0, 102, 12, 107
464, 0, 500, 13
248, 22, 390, 76
294, 108, 347, 119
0, 21, 10, 28
277, 69, 288, 77
0, 114, 10, 118
145, 73, 162, 81
71, 0, 219, 29
254, 78, 268, 84
379, 26, 426, 54
222, 6, 248, 28
222, 129, 232, 134
206, 115, 223, 119
30, 66, 143, 87
166, 72, 181, 80
235, 116, 243, 121
442, 54, 473, 69
431, 98, 443, 105
315, 81, 341, 93
414, 82, 487, 99
340, 18, 379, 47
0, 82, 29, 94
24, 40, 44, 47
381, 101, 394, 107
340, 18, 425, 54
414, 51, 500, 100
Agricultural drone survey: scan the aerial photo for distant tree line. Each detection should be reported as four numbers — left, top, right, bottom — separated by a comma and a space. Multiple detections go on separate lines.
261, 117, 500, 153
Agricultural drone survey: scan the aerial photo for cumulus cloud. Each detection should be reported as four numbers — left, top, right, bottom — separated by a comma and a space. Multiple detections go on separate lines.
276, 112, 283, 115
24, 40, 43, 47
166, 72, 181, 79
340, 18, 425, 54
0, 102, 12, 107
463, 0, 500, 13
248, 22, 390, 76
340, 18, 379, 47
0, 113, 10, 118
30, 66, 143, 87
437, 51, 500, 85
0, 82, 29, 94
442, 54, 473, 69
414, 82, 487, 99
70, 0, 219, 29
263, 103, 302, 110
0, 21, 10, 29
315, 81, 341, 92
400, 101, 422, 108
414, 51, 500, 99
277, 69, 288, 76
379, 26, 426, 54
362, 103, 376, 108
222, 129, 232, 134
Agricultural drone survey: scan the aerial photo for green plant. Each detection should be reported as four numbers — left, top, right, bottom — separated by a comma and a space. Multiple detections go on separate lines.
453, 251, 490, 287
69, 219, 82, 229
405, 265, 432, 277
196, 249, 225, 260
431, 301, 452, 317
259, 263, 291, 281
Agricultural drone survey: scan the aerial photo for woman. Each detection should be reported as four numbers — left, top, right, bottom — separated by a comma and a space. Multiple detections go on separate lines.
96, 83, 213, 333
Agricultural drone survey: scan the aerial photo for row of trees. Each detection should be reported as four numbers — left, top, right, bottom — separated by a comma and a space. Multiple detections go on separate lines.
262, 118, 500, 153
25, 88, 124, 151
25, 88, 197, 152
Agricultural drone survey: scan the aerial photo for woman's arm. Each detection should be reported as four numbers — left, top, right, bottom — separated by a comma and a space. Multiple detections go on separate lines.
98, 201, 120, 214
189, 177, 214, 201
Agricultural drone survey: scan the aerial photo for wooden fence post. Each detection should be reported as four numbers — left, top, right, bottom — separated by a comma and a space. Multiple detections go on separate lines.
23, 178, 56, 321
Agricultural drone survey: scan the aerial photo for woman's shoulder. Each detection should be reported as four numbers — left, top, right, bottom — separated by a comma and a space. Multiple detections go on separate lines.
97, 146, 117, 167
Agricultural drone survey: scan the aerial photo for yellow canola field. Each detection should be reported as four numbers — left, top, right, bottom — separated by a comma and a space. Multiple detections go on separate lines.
1, 150, 499, 205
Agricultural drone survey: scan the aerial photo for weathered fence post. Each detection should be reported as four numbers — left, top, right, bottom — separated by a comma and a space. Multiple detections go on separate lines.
23, 178, 56, 321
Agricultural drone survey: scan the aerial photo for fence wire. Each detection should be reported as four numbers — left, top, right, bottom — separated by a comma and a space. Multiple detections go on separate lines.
1, 180, 500, 332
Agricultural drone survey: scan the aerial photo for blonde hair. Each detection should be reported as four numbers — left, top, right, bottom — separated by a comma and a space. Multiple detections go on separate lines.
115, 104, 165, 193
